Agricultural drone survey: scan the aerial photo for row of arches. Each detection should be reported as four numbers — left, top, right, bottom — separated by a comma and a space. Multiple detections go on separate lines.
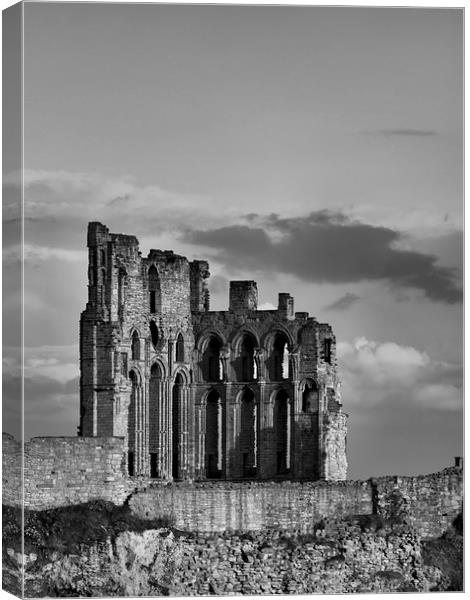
128, 329, 290, 382
128, 366, 187, 478
204, 387, 292, 478
130, 330, 185, 362
113, 266, 334, 368
127, 366, 313, 478
201, 332, 289, 383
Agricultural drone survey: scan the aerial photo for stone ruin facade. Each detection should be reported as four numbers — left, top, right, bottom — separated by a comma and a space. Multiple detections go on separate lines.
79, 222, 347, 481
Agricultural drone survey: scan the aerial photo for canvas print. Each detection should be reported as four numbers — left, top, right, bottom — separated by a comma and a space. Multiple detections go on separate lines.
2, 2, 463, 597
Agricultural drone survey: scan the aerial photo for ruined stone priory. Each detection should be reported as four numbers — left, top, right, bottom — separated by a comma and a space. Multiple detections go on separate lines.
79, 222, 347, 482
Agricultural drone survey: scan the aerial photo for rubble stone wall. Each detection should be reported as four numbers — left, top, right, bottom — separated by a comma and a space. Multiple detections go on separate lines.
129, 466, 462, 538
129, 480, 372, 532
170, 527, 434, 596
2, 433, 130, 510
374, 467, 463, 538
2, 432, 462, 540
2, 433, 22, 506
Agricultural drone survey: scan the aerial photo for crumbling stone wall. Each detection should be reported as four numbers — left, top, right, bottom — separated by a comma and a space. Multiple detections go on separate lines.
15, 526, 451, 597
129, 466, 462, 538
374, 468, 463, 538
2, 433, 130, 510
2, 433, 21, 507
3, 431, 462, 539
129, 480, 372, 532
170, 527, 439, 595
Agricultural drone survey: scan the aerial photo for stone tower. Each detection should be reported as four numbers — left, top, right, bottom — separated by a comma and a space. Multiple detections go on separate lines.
79, 222, 347, 481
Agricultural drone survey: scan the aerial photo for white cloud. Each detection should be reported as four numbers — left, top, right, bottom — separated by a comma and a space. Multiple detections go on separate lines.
23, 244, 85, 264
4, 345, 79, 384
338, 337, 462, 412
19, 169, 217, 227
258, 302, 277, 310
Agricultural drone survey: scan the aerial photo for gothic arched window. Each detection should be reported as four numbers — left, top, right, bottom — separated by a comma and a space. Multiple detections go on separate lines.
302, 379, 319, 413
239, 334, 256, 382
270, 333, 289, 381
131, 331, 140, 361
150, 321, 159, 349
176, 333, 184, 362
202, 336, 223, 382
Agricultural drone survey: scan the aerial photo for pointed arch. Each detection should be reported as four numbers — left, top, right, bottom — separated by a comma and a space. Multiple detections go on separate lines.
149, 362, 163, 478
240, 387, 257, 477
205, 389, 222, 478
149, 320, 159, 350
131, 330, 140, 361
196, 329, 227, 352
235, 332, 257, 382
176, 332, 185, 362
269, 332, 290, 381
202, 334, 223, 382
127, 369, 141, 476
172, 372, 184, 479
273, 388, 290, 474
300, 378, 319, 413
172, 366, 191, 385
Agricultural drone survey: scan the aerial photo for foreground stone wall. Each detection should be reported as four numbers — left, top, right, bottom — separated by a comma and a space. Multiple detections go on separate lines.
129, 466, 462, 538
170, 528, 440, 595
13, 525, 456, 597
374, 468, 463, 538
2, 433, 21, 507
129, 480, 372, 533
2, 432, 462, 540
2, 433, 130, 510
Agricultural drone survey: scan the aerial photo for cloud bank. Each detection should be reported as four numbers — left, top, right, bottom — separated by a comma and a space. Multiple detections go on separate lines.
185, 211, 462, 304
338, 337, 462, 412
325, 292, 360, 311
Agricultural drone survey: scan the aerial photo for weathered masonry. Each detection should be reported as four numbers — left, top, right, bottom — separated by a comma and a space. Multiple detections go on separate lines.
79, 222, 347, 481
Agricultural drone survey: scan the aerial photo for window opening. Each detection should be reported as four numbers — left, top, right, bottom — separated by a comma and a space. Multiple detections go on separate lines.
324, 338, 332, 363
176, 333, 184, 362
148, 266, 161, 314
150, 321, 159, 349
131, 331, 140, 361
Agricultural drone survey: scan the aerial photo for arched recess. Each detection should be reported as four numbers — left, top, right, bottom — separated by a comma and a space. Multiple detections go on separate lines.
172, 372, 184, 479
235, 332, 257, 382
273, 389, 290, 474
127, 369, 140, 476
149, 320, 159, 350
205, 389, 222, 478
176, 333, 185, 362
239, 387, 257, 477
131, 330, 140, 361
300, 378, 319, 413
269, 332, 290, 381
201, 335, 223, 382
148, 265, 161, 314
149, 363, 163, 478
117, 268, 127, 317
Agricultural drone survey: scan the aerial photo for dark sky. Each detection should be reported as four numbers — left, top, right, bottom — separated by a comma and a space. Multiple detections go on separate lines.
3, 3, 463, 479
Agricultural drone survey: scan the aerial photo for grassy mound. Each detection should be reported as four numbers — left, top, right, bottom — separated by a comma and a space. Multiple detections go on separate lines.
3, 500, 174, 556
